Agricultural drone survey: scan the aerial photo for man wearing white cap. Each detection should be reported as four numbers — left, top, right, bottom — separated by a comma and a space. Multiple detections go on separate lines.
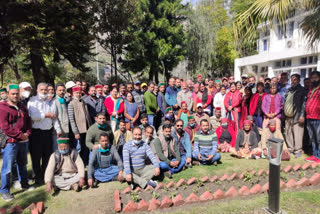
65, 81, 77, 103
19, 82, 32, 107
240, 74, 248, 95
194, 103, 210, 127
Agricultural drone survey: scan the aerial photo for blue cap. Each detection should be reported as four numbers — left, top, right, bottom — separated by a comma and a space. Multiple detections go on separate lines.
134, 80, 141, 85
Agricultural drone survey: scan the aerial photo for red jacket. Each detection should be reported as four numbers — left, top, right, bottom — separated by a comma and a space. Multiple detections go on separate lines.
0, 101, 32, 143
249, 93, 267, 116
104, 97, 124, 120
224, 90, 242, 113
215, 125, 236, 147
305, 87, 320, 120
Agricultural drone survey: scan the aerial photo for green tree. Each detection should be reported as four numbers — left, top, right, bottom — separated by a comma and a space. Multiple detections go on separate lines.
233, 0, 320, 48
122, 0, 187, 83
0, 0, 94, 86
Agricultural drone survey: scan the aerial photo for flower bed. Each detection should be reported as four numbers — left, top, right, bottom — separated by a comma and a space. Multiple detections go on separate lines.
114, 162, 320, 213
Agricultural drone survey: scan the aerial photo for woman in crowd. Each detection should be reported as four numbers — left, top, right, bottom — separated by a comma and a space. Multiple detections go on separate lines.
192, 84, 199, 100
240, 86, 253, 129
236, 81, 242, 92
261, 83, 283, 129
214, 85, 227, 118
193, 82, 212, 114
224, 82, 242, 132
124, 92, 140, 130
216, 118, 236, 152
249, 82, 267, 128
104, 86, 124, 131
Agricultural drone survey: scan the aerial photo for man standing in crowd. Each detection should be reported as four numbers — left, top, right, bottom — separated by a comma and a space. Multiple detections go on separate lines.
144, 82, 159, 126
248, 76, 257, 93
194, 103, 210, 126
126, 83, 133, 93
81, 81, 88, 96
84, 86, 106, 123
68, 86, 92, 165
240, 74, 248, 95
0, 84, 33, 201
165, 78, 178, 110
122, 127, 160, 189
103, 84, 110, 98
196, 75, 203, 84
119, 84, 127, 100
305, 71, 320, 162
132, 81, 146, 115
177, 82, 193, 112
175, 78, 181, 91
153, 124, 185, 178
52, 83, 69, 151
95, 84, 103, 99
279, 72, 291, 100
19, 82, 32, 107
45, 138, 85, 192
210, 107, 222, 131
28, 83, 61, 184
157, 83, 167, 116
284, 74, 308, 158
0, 88, 7, 102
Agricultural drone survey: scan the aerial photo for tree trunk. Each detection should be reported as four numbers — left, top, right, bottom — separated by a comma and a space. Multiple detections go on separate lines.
111, 45, 117, 82
149, 67, 154, 81
0, 64, 4, 87
8, 61, 21, 80
30, 51, 53, 87
155, 68, 159, 84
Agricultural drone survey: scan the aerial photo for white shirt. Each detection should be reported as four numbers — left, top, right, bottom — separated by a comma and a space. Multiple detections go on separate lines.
27, 95, 61, 133
213, 92, 226, 118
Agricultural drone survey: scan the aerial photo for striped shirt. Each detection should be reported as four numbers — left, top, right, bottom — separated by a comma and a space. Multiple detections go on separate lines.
123, 140, 159, 174
193, 130, 218, 157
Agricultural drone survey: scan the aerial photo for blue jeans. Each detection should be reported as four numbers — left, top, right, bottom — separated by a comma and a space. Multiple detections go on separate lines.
159, 156, 186, 175
307, 119, 320, 159
148, 115, 155, 126
94, 166, 119, 182
1, 142, 29, 194
192, 152, 221, 165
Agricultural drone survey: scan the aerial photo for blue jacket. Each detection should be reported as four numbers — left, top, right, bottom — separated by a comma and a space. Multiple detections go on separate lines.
171, 129, 192, 158
165, 86, 177, 106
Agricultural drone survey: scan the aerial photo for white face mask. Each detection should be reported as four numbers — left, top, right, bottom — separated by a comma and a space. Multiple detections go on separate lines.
38, 93, 47, 100
48, 93, 55, 98
21, 91, 31, 99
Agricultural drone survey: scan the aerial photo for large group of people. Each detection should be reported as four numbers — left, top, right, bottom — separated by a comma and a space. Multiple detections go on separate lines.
0, 71, 319, 201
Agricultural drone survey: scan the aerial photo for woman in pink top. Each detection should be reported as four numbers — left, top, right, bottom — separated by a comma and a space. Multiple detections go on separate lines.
104, 86, 124, 131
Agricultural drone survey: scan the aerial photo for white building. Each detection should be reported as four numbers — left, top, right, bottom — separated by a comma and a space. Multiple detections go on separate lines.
234, 10, 320, 83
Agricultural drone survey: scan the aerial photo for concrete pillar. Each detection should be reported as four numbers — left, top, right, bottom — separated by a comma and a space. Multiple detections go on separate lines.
317, 53, 320, 71
234, 59, 241, 81
268, 66, 274, 78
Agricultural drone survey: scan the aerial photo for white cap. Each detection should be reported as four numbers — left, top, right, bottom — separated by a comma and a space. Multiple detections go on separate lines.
197, 103, 203, 108
241, 74, 248, 78
65, 81, 77, 90
19, 82, 32, 89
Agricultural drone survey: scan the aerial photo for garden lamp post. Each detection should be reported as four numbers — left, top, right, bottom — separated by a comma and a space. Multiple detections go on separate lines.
264, 137, 284, 214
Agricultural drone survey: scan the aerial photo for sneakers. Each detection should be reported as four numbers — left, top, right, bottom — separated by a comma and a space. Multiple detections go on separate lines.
22, 184, 35, 191
305, 155, 318, 162
164, 171, 172, 179
1, 192, 14, 202
147, 180, 158, 188
213, 161, 218, 166
13, 181, 22, 190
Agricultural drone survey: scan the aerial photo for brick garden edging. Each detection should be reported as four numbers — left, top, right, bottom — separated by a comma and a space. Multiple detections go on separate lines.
115, 163, 320, 213
0, 201, 45, 214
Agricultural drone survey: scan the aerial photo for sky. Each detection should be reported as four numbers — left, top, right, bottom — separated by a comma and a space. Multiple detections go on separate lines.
182, 0, 200, 5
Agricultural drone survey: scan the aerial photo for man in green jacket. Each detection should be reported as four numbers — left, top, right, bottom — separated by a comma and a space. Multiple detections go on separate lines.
144, 82, 160, 126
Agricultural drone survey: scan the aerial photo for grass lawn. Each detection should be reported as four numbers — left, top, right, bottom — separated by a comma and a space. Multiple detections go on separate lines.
1, 153, 319, 213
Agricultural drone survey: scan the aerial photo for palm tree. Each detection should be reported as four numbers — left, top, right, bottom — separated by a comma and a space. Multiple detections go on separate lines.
233, 0, 320, 48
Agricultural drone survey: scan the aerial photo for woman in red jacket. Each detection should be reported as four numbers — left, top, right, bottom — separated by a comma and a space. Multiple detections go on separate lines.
240, 86, 253, 129
224, 82, 242, 132
249, 82, 267, 128
104, 86, 124, 131
215, 118, 236, 152
193, 82, 212, 114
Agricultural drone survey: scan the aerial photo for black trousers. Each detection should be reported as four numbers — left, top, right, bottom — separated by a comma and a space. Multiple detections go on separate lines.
29, 129, 53, 182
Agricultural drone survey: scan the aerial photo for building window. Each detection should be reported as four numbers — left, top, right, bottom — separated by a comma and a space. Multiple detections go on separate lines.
301, 57, 307, 65
288, 22, 294, 37
278, 26, 284, 40
314, 56, 318, 63
286, 60, 292, 67
309, 56, 313, 64
275, 61, 281, 68
263, 39, 268, 51
301, 69, 307, 78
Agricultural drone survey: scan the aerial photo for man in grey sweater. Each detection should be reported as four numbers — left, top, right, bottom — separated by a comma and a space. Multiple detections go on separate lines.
87, 133, 123, 187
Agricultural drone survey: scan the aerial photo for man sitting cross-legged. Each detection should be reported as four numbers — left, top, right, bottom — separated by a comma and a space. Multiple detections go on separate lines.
192, 119, 221, 165
87, 133, 123, 187
45, 138, 85, 192
113, 120, 132, 159
122, 127, 160, 189
153, 124, 186, 178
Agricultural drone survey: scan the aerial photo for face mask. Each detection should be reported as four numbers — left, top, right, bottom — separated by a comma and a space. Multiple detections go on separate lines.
21, 91, 31, 99
269, 127, 276, 132
48, 93, 54, 98
58, 148, 69, 155
99, 147, 109, 153
133, 140, 141, 145
39, 93, 47, 100
190, 123, 195, 128
58, 97, 66, 104
312, 80, 320, 88
1, 94, 7, 100
97, 124, 106, 129
222, 124, 228, 128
